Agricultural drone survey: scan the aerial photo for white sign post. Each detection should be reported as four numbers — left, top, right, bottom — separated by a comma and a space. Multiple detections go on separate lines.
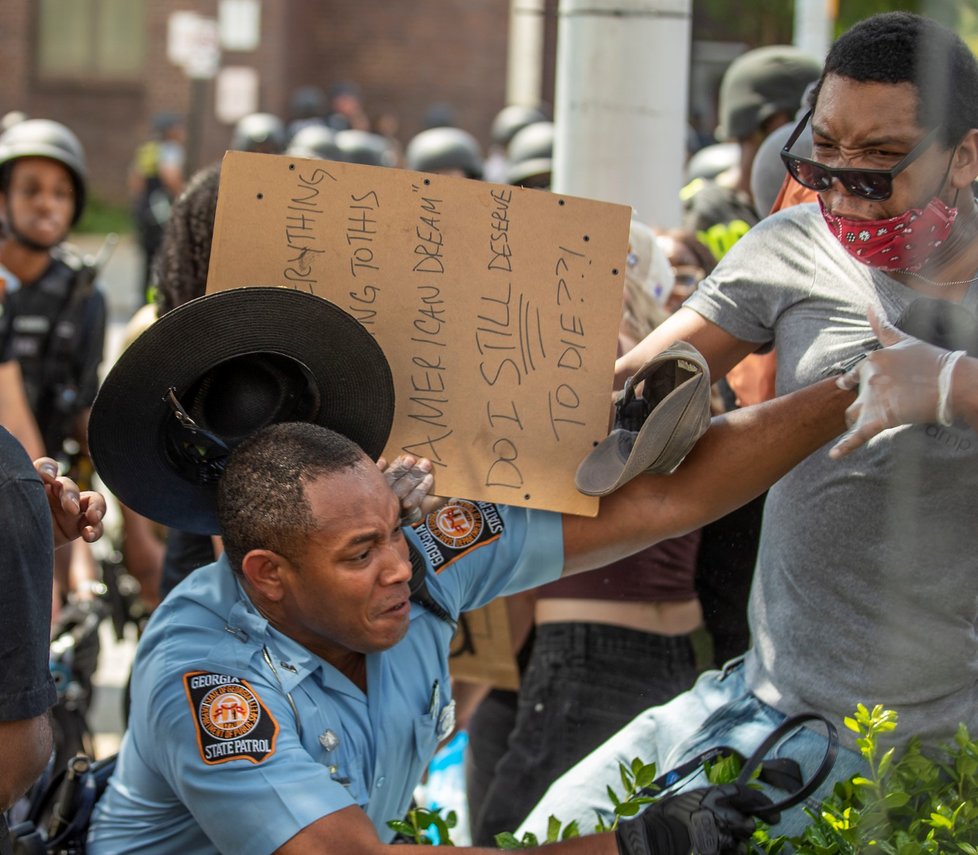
167, 11, 221, 80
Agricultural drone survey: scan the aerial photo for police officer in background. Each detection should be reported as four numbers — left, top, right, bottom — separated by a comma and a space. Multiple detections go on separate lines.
404, 126, 484, 179
285, 124, 342, 162
229, 113, 287, 155
286, 85, 330, 141
0, 119, 106, 486
506, 120, 554, 189
129, 112, 186, 300
0, 118, 108, 727
681, 45, 821, 262
484, 104, 548, 184
335, 129, 399, 167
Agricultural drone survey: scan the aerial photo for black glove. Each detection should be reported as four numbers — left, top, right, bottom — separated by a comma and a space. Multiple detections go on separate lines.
615, 783, 779, 855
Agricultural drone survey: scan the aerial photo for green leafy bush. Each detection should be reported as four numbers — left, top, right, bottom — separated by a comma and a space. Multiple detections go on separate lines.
388, 805, 459, 846
391, 705, 978, 851
758, 704, 978, 854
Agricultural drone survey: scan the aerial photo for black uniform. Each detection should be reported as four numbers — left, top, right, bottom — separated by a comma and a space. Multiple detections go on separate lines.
0, 250, 106, 456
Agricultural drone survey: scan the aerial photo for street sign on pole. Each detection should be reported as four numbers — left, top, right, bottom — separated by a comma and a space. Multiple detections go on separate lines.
167, 11, 221, 80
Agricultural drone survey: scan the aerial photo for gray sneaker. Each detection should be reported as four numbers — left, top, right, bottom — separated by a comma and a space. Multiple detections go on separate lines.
575, 341, 711, 496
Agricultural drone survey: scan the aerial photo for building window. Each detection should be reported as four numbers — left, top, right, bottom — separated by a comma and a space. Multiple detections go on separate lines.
37, 0, 146, 80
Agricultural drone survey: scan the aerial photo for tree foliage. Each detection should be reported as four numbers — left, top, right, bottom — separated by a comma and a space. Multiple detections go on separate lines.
691, 0, 978, 50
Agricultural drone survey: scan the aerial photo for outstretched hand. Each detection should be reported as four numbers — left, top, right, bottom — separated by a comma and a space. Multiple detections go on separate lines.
34, 458, 106, 548
615, 783, 777, 855
830, 308, 949, 459
377, 454, 436, 523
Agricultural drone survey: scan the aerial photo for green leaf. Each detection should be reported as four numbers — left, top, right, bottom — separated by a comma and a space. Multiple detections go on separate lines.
615, 801, 642, 818
387, 820, 415, 836
607, 785, 621, 807
634, 763, 657, 789
546, 815, 562, 842
620, 763, 633, 795
494, 831, 530, 849
561, 820, 581, 840
877, 748, 895, 778
882, 791, 910, 809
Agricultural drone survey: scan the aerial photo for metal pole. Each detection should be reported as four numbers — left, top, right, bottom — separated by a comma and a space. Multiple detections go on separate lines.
551, 0, 691, 227
507, 0, 546, 107
793, 0, 834, 61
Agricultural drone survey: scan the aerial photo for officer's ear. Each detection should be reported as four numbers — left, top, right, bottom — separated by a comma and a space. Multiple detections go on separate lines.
240, 549, 292, 602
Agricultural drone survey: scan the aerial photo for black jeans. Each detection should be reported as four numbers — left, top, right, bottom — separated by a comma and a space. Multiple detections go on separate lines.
467, 621, 699, 845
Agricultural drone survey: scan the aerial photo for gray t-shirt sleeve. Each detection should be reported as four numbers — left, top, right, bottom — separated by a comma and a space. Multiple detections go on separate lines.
684, 203, 822, 346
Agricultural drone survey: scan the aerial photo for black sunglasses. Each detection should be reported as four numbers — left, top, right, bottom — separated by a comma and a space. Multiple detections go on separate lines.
780, 109, 940, 201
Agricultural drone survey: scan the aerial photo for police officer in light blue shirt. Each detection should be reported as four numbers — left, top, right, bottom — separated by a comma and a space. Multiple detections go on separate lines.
85, 287, 838, 855
89, 481, 564, 853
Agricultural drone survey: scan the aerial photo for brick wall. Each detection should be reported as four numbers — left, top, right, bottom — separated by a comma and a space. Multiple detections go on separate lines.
1, 0, 557, 208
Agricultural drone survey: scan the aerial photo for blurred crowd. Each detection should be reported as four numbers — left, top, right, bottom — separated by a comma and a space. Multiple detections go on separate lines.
4, 11, 978, 852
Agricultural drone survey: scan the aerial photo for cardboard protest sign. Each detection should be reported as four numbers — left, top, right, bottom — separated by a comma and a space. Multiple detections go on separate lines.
207, 151, 630, 516
448, 598, 520, 691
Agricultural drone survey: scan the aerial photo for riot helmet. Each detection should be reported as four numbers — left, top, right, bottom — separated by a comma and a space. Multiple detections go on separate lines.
683, 142, 740, 183
1, 110, 29, 134
0, 118, 87, 224
230, 113, 286, 154
405, 127, 483, 179
716, 46, 821, 142
334, 130, 396, 167
506, 120, 553, 188
285, 125, 341, 161
491, 104, 548, 148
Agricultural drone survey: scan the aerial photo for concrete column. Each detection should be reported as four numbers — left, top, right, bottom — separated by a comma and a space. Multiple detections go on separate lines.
507, 0, 547, 107
551, 0, 692, 227
793, 0, 835, 61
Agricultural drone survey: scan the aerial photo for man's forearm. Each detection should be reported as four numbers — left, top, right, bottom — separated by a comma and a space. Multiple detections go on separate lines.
0, 714, 52, 809
562, 377, 853, 574
0, 362, 44, 459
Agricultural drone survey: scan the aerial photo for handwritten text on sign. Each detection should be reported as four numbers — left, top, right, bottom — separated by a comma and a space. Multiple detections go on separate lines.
207, 151, 630, 515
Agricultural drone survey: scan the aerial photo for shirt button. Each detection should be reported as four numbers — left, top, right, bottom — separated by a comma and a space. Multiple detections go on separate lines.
376, 776, 386, 789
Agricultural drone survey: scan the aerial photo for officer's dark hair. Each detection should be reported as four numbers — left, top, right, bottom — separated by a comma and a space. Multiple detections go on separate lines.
811, 12, 978, 148
218, 421, 366, 575
154, 162, 221, 316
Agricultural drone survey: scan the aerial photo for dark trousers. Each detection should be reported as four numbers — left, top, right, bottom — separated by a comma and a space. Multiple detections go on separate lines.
466, 620, 699, 845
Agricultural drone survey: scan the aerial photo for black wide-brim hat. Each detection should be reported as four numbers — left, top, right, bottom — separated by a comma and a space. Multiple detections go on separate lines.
89, 287, 395, 535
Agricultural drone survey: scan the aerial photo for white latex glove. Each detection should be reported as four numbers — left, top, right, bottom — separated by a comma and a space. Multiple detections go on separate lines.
830, 307, 952, 459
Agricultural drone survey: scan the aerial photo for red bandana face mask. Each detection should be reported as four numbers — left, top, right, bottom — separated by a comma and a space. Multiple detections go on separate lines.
819, 196, 958, 272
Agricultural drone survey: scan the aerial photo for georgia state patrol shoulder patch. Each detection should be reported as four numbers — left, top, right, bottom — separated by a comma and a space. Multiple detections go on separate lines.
183, 671, 280, 765
413, 499, 505, 573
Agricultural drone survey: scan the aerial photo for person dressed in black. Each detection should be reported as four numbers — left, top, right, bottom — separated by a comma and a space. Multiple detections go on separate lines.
0, 119, 107, 618
0, 432, 104, 815
128, 112, 186, 300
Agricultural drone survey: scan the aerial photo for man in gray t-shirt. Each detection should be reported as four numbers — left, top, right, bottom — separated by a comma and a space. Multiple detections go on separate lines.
520, 10, 978, 838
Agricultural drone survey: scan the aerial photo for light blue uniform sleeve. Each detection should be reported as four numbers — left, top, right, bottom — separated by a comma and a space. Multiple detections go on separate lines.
146, 658, 355, 854
407, 501, 564, 617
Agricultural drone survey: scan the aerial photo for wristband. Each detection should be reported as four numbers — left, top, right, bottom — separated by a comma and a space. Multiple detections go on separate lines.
937, 350, 966, 427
